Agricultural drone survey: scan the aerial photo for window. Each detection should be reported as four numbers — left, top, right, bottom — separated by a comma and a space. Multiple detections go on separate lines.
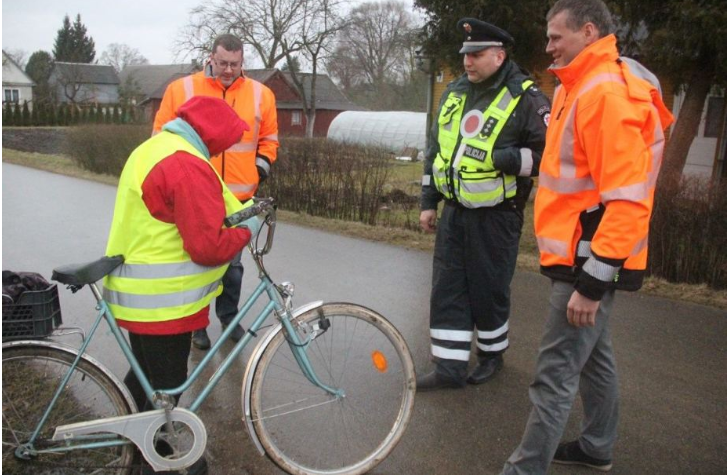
704, 96, 725, 138
292, 111, 302, 125
436, 71, 445, 83
4, 89, 19, 103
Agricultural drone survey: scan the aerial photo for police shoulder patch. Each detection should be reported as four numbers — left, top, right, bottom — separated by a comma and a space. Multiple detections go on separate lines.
527, 84, 542, 96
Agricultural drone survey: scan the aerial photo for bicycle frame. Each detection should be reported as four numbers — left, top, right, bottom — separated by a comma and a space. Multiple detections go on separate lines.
20, 211, 343, 466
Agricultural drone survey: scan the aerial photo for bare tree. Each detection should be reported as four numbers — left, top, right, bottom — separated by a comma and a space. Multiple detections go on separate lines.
283, 0, 345, 137
176, 0, 346, 138
175, 0, 313, 67
4, 49, 28, 69
335, 1, 418, 88
99, 43, 149, 74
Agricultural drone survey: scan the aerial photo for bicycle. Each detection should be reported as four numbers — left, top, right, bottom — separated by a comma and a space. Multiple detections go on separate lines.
2, 198, 417, 475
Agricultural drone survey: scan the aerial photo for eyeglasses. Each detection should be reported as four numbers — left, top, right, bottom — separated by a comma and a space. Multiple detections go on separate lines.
213, 59, 242, 70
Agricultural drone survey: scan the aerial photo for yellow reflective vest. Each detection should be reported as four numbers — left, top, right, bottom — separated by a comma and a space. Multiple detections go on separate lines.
103, 131, 245, 323
433, 80, 533, 208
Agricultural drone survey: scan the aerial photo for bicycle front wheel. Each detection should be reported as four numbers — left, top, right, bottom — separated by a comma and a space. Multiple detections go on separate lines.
2, 344, 136, 474
250, 303, 416, 475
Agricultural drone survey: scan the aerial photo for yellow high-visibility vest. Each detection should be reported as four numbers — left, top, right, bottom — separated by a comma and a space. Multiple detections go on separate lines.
433, 80, 533, 208
103, 131, 247, 323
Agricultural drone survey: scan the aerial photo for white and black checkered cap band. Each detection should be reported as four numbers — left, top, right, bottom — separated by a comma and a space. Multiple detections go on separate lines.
459, 41, 504, 53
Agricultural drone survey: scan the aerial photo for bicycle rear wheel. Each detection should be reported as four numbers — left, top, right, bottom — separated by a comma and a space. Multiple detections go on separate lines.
2, 344, 136, 474
250, 303, 416, 475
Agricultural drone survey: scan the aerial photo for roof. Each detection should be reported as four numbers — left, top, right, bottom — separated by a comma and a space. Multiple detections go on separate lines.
279, 71, 366, 111
2, 50, 34, 86
120, 63, 200, 100
53, 62, 119, 85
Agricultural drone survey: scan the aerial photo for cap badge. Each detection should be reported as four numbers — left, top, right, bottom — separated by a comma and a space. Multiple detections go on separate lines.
463, 22, 472, 33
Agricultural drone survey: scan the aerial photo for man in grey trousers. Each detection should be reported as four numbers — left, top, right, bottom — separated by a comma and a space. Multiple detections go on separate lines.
502, 0, 674, 473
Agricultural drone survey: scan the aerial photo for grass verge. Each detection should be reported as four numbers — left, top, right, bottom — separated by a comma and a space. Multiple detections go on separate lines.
3, 147, 725, 309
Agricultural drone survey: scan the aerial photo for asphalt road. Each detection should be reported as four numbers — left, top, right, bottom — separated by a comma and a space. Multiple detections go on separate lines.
2, 163, 726, 474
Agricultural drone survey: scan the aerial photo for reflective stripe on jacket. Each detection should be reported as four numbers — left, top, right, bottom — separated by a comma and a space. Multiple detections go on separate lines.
534, 35, 674, 299
153, 70, 279, 200
433, 80, 533, 208
103, 131, 245, 322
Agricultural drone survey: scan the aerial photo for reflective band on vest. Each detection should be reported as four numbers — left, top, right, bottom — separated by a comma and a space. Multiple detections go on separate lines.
538, 72, 666, 201
432, 80, 532, 208
103, 131, 245, 323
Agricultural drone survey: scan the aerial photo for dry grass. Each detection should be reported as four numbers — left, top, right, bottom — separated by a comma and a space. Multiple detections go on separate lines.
3, 147, 724, 310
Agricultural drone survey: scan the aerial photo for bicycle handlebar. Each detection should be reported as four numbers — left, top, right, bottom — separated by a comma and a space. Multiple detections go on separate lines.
224, 197, 277, 228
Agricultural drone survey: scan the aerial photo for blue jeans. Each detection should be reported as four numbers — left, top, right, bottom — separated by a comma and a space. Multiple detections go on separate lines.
214, 250, 243, 326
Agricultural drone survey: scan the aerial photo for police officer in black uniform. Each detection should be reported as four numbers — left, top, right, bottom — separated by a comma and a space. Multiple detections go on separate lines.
418, 18, 551, 390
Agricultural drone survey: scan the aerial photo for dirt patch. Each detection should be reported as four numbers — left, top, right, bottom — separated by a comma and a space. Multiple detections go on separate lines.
2, 127, 67, 155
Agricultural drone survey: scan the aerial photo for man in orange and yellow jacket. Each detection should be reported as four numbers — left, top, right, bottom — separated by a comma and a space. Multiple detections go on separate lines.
503, 0, 674, 473
154, 34, 279, 350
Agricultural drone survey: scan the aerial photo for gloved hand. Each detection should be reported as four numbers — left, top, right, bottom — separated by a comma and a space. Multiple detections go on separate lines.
256, 165, 268, 184
240, 216, 263, 236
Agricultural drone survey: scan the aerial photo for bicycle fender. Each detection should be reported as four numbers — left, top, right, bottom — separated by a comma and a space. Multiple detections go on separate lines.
240, 300, 324, 455
1, 340, 138, 413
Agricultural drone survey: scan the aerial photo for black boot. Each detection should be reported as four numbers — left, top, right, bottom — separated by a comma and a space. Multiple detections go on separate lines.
416, 371, 465, 392
466, 354, 503, 385
191, 329, 211, 350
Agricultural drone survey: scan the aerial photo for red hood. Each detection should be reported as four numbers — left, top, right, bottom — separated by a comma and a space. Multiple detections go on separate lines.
176, 96, 250, 156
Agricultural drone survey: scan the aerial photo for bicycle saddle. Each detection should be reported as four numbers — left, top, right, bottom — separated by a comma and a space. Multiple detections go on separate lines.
52, 255, 125, 286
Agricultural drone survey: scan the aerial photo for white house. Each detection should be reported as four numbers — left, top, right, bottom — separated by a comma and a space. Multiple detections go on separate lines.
673, 88, 726, 180
2, 50, 34, 106
50, 62, 119, 104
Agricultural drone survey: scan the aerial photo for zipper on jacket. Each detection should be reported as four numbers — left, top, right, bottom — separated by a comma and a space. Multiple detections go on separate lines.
221, 89, 226, 180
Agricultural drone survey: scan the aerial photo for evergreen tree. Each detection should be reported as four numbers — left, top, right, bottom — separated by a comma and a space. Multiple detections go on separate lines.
96, 105, 104, 124
104, 106, 112, 124
13, 103, 22, 125
81, 106, 89, 124
56, 103, 65, 126
48, 103, 58, 126
21, 102, 31, 126
26, 51, 55, 104
53, 14, 95, 62
31, 103, 40, 126
112, 105, 120, 124
38, 103, 48, 126
128, 106, 137, 124
120, 105, 128, 124
4, 104, 13, 126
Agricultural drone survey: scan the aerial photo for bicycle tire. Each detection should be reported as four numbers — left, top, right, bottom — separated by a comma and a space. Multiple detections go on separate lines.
250, 303, 416, 475
2, 343, 136, 474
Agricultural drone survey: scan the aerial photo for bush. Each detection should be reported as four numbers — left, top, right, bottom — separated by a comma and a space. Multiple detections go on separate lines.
649, 176, 726, 289
262, 138, 391, 225
65, 124, 149, 176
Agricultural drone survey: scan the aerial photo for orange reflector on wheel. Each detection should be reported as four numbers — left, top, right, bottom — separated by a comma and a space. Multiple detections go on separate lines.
372, 350, 388, 373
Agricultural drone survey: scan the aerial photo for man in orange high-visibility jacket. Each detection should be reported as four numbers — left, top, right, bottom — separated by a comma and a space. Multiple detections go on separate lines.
503, 0, 674, 474
154, 34, 279, 350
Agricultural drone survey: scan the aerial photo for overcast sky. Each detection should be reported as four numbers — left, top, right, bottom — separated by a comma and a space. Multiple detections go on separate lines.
3, 0, 421, 69
3, 0, 223, 66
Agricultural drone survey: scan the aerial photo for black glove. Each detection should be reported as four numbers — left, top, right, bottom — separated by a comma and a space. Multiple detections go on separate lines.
256, 165, 268, 184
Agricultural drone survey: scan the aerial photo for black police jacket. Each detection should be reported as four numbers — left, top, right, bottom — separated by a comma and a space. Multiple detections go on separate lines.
421, 60, 551, 211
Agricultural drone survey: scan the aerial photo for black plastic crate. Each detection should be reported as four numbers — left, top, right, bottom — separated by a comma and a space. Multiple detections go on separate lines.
2, 284, 62, 341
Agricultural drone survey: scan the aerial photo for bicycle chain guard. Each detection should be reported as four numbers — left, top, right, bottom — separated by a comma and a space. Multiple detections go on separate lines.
51, 408, 207, 472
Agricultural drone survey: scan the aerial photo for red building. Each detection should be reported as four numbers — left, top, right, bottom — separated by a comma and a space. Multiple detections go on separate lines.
123, 65, 363, 136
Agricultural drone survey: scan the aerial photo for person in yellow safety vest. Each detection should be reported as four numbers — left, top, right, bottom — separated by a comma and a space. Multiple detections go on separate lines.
503, 0, 674, 473
153, 34, 279, 350
104, 97, 261, 473
417, 18, 551, 391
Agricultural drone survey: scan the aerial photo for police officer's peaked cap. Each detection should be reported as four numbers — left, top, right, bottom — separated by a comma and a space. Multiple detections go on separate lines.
457, 18, 514, 54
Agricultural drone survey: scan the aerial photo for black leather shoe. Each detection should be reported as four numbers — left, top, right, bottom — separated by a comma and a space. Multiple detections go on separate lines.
416, 371, 465, 392
553, 440, 612, 471
191, 329, 211, 350
222, 323, 245, 342
467, 354, 503, 385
